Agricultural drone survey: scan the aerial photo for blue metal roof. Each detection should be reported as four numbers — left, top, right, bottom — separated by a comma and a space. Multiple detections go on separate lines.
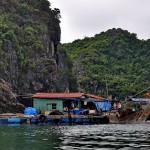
131, 98, 150, 102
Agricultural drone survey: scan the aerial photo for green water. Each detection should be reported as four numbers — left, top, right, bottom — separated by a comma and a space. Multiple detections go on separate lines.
0, 123, 150, 150
0, 125, 60, 150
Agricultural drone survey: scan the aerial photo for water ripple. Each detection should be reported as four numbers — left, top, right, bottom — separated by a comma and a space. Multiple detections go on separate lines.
58, 123, 150, 149
0, 123, 150, 150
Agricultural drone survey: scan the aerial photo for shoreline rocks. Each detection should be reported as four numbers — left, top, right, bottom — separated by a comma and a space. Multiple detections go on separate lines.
0, 78, 25, 113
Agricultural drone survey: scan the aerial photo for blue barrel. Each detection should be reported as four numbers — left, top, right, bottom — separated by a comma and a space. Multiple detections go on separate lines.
30, 118, 38, 124
71, 118, 76, 124
8, 124, 21, 127
0, 119, 8, 124
8, 118, 20, 123
73, 110, 81, 115
8, 118, 27, 124
47, 118, 60, 124
75, 118, 83, 124
61, 118, 69, 124
82, 118, 90, 124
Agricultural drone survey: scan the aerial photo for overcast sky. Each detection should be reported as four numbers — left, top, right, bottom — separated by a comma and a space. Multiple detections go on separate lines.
50, 0, 150, 43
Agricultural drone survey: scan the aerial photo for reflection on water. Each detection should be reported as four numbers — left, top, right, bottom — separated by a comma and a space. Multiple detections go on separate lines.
0, 122, 150, 150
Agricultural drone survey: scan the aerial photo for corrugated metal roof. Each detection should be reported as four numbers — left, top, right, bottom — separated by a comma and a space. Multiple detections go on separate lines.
32, 92, 84, 98
32, 92, 106, 100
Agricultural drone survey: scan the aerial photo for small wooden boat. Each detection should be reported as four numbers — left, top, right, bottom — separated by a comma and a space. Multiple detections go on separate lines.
109, 102, 150, 124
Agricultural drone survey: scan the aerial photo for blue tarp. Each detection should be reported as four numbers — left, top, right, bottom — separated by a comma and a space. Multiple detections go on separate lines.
93, 101, 112, 111
24, 107, 38, 115
73, 109, 86, 115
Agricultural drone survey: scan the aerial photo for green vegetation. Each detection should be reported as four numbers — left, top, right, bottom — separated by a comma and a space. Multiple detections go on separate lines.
63, 28, 150, 99
0, 0, 60, 70
1, 1, 150, 97
0, 0, 61, 93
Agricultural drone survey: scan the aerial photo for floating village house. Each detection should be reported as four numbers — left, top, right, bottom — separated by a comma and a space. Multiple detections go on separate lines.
32, 93, 83, 112
32, 93, 110, 113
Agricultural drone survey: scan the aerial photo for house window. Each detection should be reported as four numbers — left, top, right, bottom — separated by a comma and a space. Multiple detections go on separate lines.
52, 103, 57, 110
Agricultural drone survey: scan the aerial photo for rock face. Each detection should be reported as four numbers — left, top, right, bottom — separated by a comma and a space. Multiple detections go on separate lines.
0, 78, 24, 113
0, 0, 61, 94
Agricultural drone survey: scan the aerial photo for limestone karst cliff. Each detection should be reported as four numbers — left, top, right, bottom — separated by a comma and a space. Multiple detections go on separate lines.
0, 0, 61, 94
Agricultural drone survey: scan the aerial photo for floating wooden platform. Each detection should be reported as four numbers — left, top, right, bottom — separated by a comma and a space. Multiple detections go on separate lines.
0, 114, 109, 125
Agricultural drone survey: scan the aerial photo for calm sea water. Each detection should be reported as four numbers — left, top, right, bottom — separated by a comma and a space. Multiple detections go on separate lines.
0, 122, 150, 150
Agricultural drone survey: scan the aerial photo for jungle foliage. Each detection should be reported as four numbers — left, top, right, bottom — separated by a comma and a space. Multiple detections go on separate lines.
0, 0, 62, 93
63, 28, 150, 99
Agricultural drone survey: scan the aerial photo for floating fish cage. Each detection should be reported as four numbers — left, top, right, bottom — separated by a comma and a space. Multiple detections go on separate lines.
30, 115, 110, 125
0, 115, 109, 125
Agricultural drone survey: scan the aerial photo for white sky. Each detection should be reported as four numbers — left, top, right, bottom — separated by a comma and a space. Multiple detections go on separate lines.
49, 0, 150, 43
